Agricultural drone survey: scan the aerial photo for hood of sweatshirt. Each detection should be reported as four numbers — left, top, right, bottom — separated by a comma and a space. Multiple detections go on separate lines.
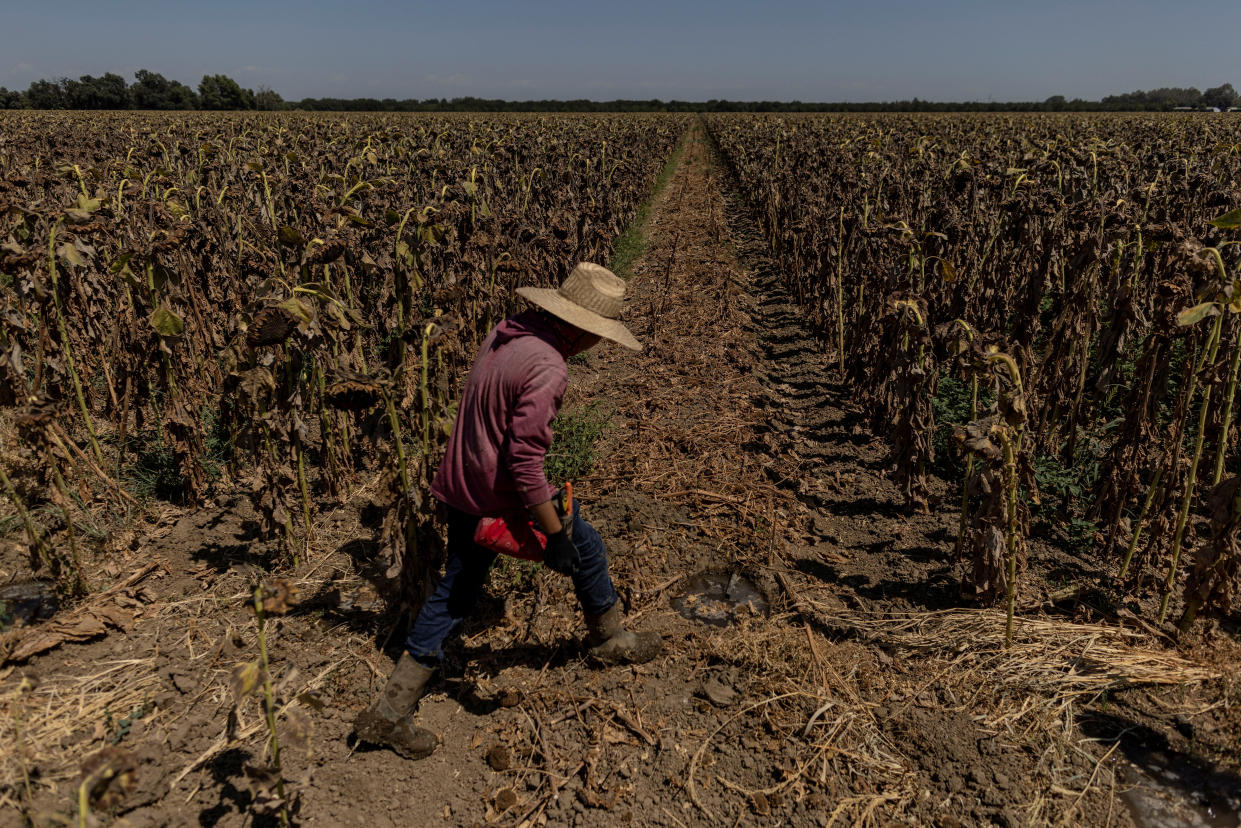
491, 309, 570, 357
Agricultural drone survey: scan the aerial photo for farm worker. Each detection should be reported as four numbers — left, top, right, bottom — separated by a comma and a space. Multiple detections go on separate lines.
354, 262, 663, 759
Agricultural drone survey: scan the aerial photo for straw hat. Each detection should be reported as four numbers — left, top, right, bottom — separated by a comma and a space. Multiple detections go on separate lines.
516, 263, 642, 351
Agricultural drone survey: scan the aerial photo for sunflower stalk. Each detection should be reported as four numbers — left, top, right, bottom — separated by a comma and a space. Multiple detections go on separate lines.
953, 370, 980, 564
999, 425, 1019, 647
0, 459, 51, 575
421, 323, 435, 464
47, 223, 106, 468
835, 205, 846, 375
295, 436, 311, 554
47, 452, 87, 598
1177, 478, 1241, 632
1119, 464, 1163, 579
1125, 285, 1223, 578
251, 585, 291, 828
1211, 320, 1241, 487
382, 391, 411, 494
1159, 309, 1224, 623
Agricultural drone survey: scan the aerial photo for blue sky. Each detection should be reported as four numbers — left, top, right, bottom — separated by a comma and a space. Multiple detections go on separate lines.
0, 0, 1236, 101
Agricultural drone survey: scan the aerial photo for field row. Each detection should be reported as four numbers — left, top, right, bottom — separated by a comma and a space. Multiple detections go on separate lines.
0, 112, 689, 597
706, 112, 1241, 630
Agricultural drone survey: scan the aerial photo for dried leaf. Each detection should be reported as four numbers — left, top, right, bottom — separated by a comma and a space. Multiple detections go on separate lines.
8, 604, 133, 662
1176, 302, 1219, 327
149, 305, 185, 337
283, 707, 313, 753
258, 579, 300, 615
230, 660, 261, 704
278, 225, 304, 248
237, 367, 276, 398
56, 242, 85, 268
297, 690, 326, 711
1209, 207, 1241, 229
79, 747, 138, 811
278, 296, 313, 325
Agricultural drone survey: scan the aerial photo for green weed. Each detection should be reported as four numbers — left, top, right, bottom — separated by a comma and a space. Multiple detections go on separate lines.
105, 701, 153, 745
1065, 516, 1101, 555
491, 557, 540, 592
124, 436, 185, 503
1032, 451, 1103, 554
546, 401, 610, 486
123, 407, 230, 503
201, 405, 232, 481
1034, 453, 1093, 505
609, 131, 688, 279
931, 376, 992, 475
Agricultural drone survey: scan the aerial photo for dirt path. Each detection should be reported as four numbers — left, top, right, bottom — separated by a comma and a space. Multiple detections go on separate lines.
3, 122, 1238, 828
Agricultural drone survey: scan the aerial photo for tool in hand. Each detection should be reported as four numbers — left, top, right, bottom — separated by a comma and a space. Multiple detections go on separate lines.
473, 482, 574, 561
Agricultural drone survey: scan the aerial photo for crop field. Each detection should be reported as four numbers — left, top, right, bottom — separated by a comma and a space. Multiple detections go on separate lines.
0, 110, 684, 587
1, 111, 1239, 827
706, 112, 1241, 629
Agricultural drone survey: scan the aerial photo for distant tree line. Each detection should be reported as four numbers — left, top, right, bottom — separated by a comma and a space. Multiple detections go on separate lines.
0, 70, 284, 111
1, 72, 1237, 113
1096, 84, 1240, 111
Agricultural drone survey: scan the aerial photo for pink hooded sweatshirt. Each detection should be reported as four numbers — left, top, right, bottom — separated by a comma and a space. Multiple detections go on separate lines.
429, 310, 569, 516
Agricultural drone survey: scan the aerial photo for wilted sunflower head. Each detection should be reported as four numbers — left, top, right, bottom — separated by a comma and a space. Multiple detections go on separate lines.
245, 305, 298, 349
253, 579, 300, 615
324, 369, 386, 411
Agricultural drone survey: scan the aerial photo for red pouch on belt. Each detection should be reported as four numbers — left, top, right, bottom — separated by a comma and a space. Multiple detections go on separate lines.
473, 484, 573, 562
474, 514, 549, 561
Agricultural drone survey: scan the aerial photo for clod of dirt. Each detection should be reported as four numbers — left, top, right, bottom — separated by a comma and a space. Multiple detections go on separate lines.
699, 676, 738, 707
495, 787, 518, 812
579, 787, 619, 810
0, 582, 58, 626
485, 744, 511, 771
169, 670, 199, 695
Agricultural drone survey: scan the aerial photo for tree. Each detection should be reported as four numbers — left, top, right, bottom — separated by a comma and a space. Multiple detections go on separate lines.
131, 69, 197, 109
168, 81, 199, 110
25, 79, 66, 109
94, 72, 130, 108
1102, 86, 1203, 110
198, 74, 255, 110
1156, 87, 1203, 108
1202, 83, 1239, 110
254, 85, 284, 111
0, 87, 24, 109
64, 73, 129, 109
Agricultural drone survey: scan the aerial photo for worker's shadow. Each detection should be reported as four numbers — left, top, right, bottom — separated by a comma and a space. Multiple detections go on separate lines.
454, 639, 574, 676
434, 639, 577, 715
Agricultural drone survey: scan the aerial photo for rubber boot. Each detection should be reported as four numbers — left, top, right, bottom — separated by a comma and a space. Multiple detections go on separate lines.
352, 653, 437, 759
584, 603, 663, 665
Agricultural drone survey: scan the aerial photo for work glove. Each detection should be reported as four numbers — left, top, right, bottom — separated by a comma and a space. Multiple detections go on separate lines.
543, 526, 580, 576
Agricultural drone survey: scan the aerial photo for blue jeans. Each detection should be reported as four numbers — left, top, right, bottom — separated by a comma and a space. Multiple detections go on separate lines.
405, 498, 619, 668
